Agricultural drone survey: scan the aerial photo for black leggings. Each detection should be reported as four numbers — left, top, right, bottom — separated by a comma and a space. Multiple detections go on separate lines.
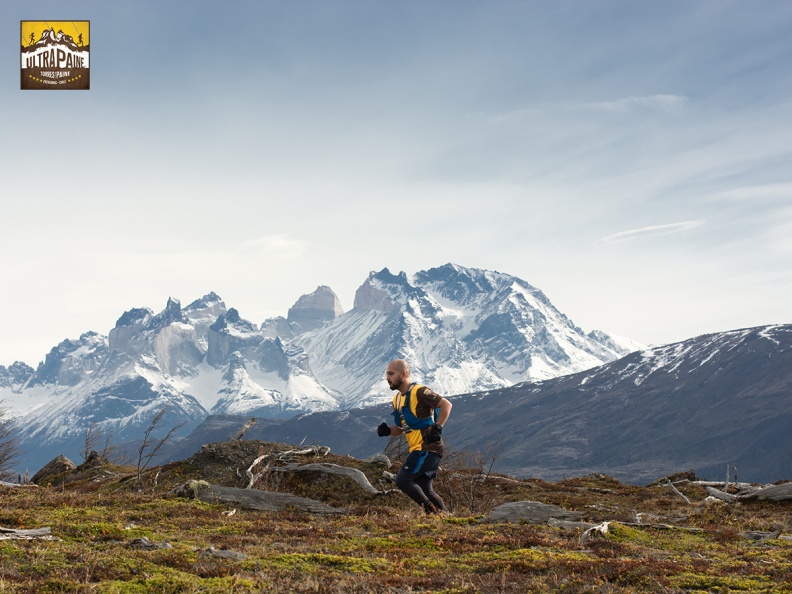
395, 466, 445, 510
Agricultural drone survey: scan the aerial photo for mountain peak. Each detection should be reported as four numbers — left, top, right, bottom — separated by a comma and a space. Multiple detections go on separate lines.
0, 361, 35, 390
148, 297, 185, 329
287, 286, 344, 333
185, 292, 223, 311
115, 307, 153, 329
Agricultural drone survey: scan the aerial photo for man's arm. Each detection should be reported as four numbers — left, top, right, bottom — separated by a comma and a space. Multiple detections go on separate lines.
435, 397, 452, 427
377, 422, 404, 437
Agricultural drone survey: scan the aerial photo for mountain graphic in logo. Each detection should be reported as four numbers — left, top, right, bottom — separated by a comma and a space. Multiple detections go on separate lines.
20, 21, 90, 90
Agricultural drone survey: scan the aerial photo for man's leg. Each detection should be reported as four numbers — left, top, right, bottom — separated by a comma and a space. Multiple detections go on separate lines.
395, 467, 430, 506
395, 451, 443, 512
415, 474, 445, 511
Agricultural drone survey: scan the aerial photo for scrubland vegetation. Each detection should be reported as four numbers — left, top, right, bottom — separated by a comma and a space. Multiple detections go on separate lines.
1, 441, 791, 593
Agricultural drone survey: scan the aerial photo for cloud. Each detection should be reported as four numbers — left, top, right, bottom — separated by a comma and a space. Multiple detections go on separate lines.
600, 221, 705, 244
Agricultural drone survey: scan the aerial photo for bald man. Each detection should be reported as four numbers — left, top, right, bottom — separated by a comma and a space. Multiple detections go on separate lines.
377, 359, 452, 514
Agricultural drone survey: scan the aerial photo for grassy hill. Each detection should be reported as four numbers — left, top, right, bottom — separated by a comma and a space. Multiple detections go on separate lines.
1, 440, 792, 593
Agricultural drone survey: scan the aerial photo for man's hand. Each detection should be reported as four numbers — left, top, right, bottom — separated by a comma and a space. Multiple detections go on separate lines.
377, 422, 391, 437
425, 423, 443, 443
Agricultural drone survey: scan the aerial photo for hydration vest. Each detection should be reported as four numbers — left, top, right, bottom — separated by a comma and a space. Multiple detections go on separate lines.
392, 383, 438, 431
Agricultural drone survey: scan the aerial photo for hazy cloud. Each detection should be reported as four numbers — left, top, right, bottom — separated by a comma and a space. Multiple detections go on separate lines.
601, 221, 706, 244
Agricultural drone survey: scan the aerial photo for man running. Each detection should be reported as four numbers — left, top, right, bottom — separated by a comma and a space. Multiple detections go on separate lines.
377, 359, 452, 514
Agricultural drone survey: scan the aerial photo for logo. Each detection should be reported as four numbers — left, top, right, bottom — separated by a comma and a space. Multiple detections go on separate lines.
21, 21, 90, 90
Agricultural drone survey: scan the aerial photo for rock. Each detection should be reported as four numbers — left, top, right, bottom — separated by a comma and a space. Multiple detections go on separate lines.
201, 546, 247, 561
125, 537, 172, 550
32, 455, 76, 485
646, 469, 697, 487
488, 501, 585, 525
177, 480, 347, 515
366, 453, 392, 467
78, 450, 110, 470
741, 530, 782, 541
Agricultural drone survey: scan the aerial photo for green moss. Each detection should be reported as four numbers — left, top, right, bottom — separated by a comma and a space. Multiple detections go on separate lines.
443, 516, 482, 525
265, 552, 389, 574
459, 547, 593, 574
671, 571, 774, 591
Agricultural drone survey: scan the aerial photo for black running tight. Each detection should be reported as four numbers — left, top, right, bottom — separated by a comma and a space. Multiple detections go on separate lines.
395, 469, 445, 510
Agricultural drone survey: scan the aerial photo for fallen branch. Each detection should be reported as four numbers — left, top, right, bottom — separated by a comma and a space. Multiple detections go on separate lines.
706, 486, 737, 503
740, 483, 792, 502
279, 446, 331, 459
244, 445, 332, 489
229, 418, 256, 441
271, 463, 383, 494
245, 454, 272, 489
0, 526, 57, 541
0, 481, 37, 488
685, 480, 769, 490
664, 479, 691, 504
706, 483, 792, 503
581, 521, 610, 544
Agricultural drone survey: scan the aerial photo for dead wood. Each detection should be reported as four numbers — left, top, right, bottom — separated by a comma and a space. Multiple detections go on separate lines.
178, 480, 347, 515
664, 479, 691, 504
706, 486, 738, 503
580, 521, 610, 544
229, 418, 256, 441
271, 462, 383, 494
0, 526, 57, 541
245, 445, 332, 489
687, 480, 768, 490
706, 482, 792, 503
740, 483, 792, 502
0, 481, 37, 488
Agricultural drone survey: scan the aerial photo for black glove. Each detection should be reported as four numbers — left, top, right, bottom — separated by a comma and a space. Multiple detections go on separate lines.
377, 422, 391, 437
425, 423, 443, 443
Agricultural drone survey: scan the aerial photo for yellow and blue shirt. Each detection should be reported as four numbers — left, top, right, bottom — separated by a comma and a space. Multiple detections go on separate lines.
392, 383, 444, 454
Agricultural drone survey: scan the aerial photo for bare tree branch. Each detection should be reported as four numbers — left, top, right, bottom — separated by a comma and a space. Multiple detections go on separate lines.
0, 407, 21, 481
135, 406, 185, 488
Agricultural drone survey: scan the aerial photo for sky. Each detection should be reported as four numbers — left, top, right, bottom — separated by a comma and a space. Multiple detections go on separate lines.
2, 1, 791, 366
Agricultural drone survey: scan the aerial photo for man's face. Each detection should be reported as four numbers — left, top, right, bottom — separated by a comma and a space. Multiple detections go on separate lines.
386, 365, 403, 390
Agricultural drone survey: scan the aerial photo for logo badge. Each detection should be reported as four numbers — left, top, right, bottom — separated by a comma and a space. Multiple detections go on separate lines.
21, 21, 90, 90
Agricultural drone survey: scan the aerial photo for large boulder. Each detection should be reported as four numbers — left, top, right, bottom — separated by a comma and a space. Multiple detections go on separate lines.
32, 455, 76, 485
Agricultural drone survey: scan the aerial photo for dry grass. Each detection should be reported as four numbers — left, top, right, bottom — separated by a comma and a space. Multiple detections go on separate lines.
1, 443, 791, 593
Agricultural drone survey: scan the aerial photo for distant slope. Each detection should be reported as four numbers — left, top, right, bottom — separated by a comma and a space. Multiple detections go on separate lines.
218, 325, 792, 484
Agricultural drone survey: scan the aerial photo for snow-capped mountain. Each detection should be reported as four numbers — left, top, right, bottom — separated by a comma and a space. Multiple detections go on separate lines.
1, 263, 640, 474
296, 264, 640, 408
